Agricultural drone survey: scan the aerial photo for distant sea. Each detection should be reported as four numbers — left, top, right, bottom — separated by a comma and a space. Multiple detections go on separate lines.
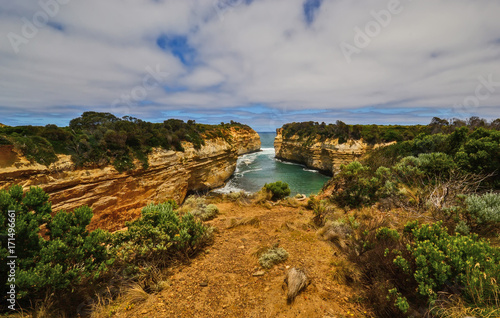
214, 132, 330, 196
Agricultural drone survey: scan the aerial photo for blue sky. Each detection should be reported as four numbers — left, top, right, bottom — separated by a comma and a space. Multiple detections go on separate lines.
1, 0, 500, 131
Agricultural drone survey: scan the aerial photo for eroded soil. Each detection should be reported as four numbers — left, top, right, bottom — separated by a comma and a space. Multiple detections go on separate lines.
117, 200, 372, 318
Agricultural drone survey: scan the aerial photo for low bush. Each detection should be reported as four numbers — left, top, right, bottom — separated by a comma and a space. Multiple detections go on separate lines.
381, 221, 500, 314
180, 196, 219, 221
0, 186, 213, 315
113, 202, 212, 267
258, 246, 289, 269
0, 185, 112, 309
462, 192, 500, 233
330, 161, 395, 208
263, 181, 291, 201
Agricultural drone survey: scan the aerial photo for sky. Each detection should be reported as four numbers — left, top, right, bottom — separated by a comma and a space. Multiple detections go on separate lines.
0, 0, 499, 131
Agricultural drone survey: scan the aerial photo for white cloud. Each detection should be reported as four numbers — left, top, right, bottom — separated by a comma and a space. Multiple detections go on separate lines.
0, 0, 499, 126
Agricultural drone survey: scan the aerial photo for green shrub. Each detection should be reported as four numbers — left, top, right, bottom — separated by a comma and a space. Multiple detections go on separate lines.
12, 135, 58, 166
180, 195, 219, 221
390, 221, 500, 310
190, 203, 219, 221
202, 204, 219, 220
258, 246, 289, 269
464, 192, 500, 229
375, 227, 400, 242
113, 202, 212, 267
263, 181, 291, 201
330, 162, 394, 208
0, 186, 111, 306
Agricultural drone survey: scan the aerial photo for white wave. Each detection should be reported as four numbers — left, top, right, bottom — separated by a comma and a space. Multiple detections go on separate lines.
213, 182, 248, 194
275, 159, 304, 167
302, 168, 319, 173
260, 147, 275, 153
239, 168, 262, 176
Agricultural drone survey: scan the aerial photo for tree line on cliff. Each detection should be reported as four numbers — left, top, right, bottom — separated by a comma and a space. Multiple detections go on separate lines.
281, 116, 500, 145
0, 112, 251, 172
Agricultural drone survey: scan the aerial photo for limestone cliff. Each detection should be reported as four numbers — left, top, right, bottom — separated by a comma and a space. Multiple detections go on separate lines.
0, 129, 260, 231
274, 128, 393, 175
230, 127, 261, 155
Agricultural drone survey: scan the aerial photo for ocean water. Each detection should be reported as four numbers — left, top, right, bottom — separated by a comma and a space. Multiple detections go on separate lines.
214, 132, 331, 196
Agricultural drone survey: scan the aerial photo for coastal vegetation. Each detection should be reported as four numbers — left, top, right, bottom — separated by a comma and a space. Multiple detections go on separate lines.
263, 181, 291, 201
281, 116, 500, 146
306, 117, 500, 316
0, 186, 213, 314
0, 112, 251, 171
1, 116, 499, 317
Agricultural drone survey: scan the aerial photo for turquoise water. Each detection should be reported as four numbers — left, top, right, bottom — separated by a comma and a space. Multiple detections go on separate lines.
215, 132, 330, 196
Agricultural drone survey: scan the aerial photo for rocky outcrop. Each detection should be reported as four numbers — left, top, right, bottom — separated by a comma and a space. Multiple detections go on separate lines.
0, 129, 260, 231
230, 127, 261, 155
274, 128, 393, 175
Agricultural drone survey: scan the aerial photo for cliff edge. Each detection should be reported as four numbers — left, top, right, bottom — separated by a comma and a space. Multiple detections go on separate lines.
0, 128, 260, 231
274, 128, 392, 175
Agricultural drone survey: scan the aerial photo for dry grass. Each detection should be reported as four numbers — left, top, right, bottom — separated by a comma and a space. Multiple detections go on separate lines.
317, 220, 353, 250
90, 289, 119, 318
430, 294, 500, 318
124, 283, 150, 305
9, 294, 67, 318
330, 257, 362, 285
279, 197, 300, 207
226, 216, 260, 229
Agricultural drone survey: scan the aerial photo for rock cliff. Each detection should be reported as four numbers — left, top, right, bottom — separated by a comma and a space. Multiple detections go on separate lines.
0, 129, 260, 231
274, 128, 392, 175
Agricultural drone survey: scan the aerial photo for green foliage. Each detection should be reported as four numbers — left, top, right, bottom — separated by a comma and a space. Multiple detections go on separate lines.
369, 126, 500, 187
263, 181, 291, 201
258, 246, 289, 269
387, 288, 409, 313
12, 135, 58, 166
113, 202, 211, 267
0, 187, 213, 314
280, 121, 427, 145
390, 222, 500, 309
0, 186, 111, 305
330, 161, 395, 208
375, 227, 400, 242
202, 204, 219, 221
459, 192, 500, 234
0, 112, 253, 171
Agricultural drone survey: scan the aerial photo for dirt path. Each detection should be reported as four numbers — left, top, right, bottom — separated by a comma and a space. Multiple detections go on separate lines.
123, 201, 371, 318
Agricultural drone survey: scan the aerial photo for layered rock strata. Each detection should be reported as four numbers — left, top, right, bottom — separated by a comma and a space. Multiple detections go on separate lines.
274, 128, 392, 175
0, 130, 260, 231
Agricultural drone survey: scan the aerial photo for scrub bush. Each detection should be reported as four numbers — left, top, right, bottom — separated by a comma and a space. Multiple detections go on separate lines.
263, 181, 291, 201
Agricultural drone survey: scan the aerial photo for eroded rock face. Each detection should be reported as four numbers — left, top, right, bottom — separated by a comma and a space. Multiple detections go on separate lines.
230, 127, 261, 155
274, 128, 392, 175
0, 130, 260, 231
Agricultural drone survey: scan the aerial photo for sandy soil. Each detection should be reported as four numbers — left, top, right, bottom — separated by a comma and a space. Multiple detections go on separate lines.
119, 200, 372, 318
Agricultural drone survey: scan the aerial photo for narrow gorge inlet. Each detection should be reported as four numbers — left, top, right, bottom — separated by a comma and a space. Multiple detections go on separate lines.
216, 132, 330, 196
2, 1, 500, 317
